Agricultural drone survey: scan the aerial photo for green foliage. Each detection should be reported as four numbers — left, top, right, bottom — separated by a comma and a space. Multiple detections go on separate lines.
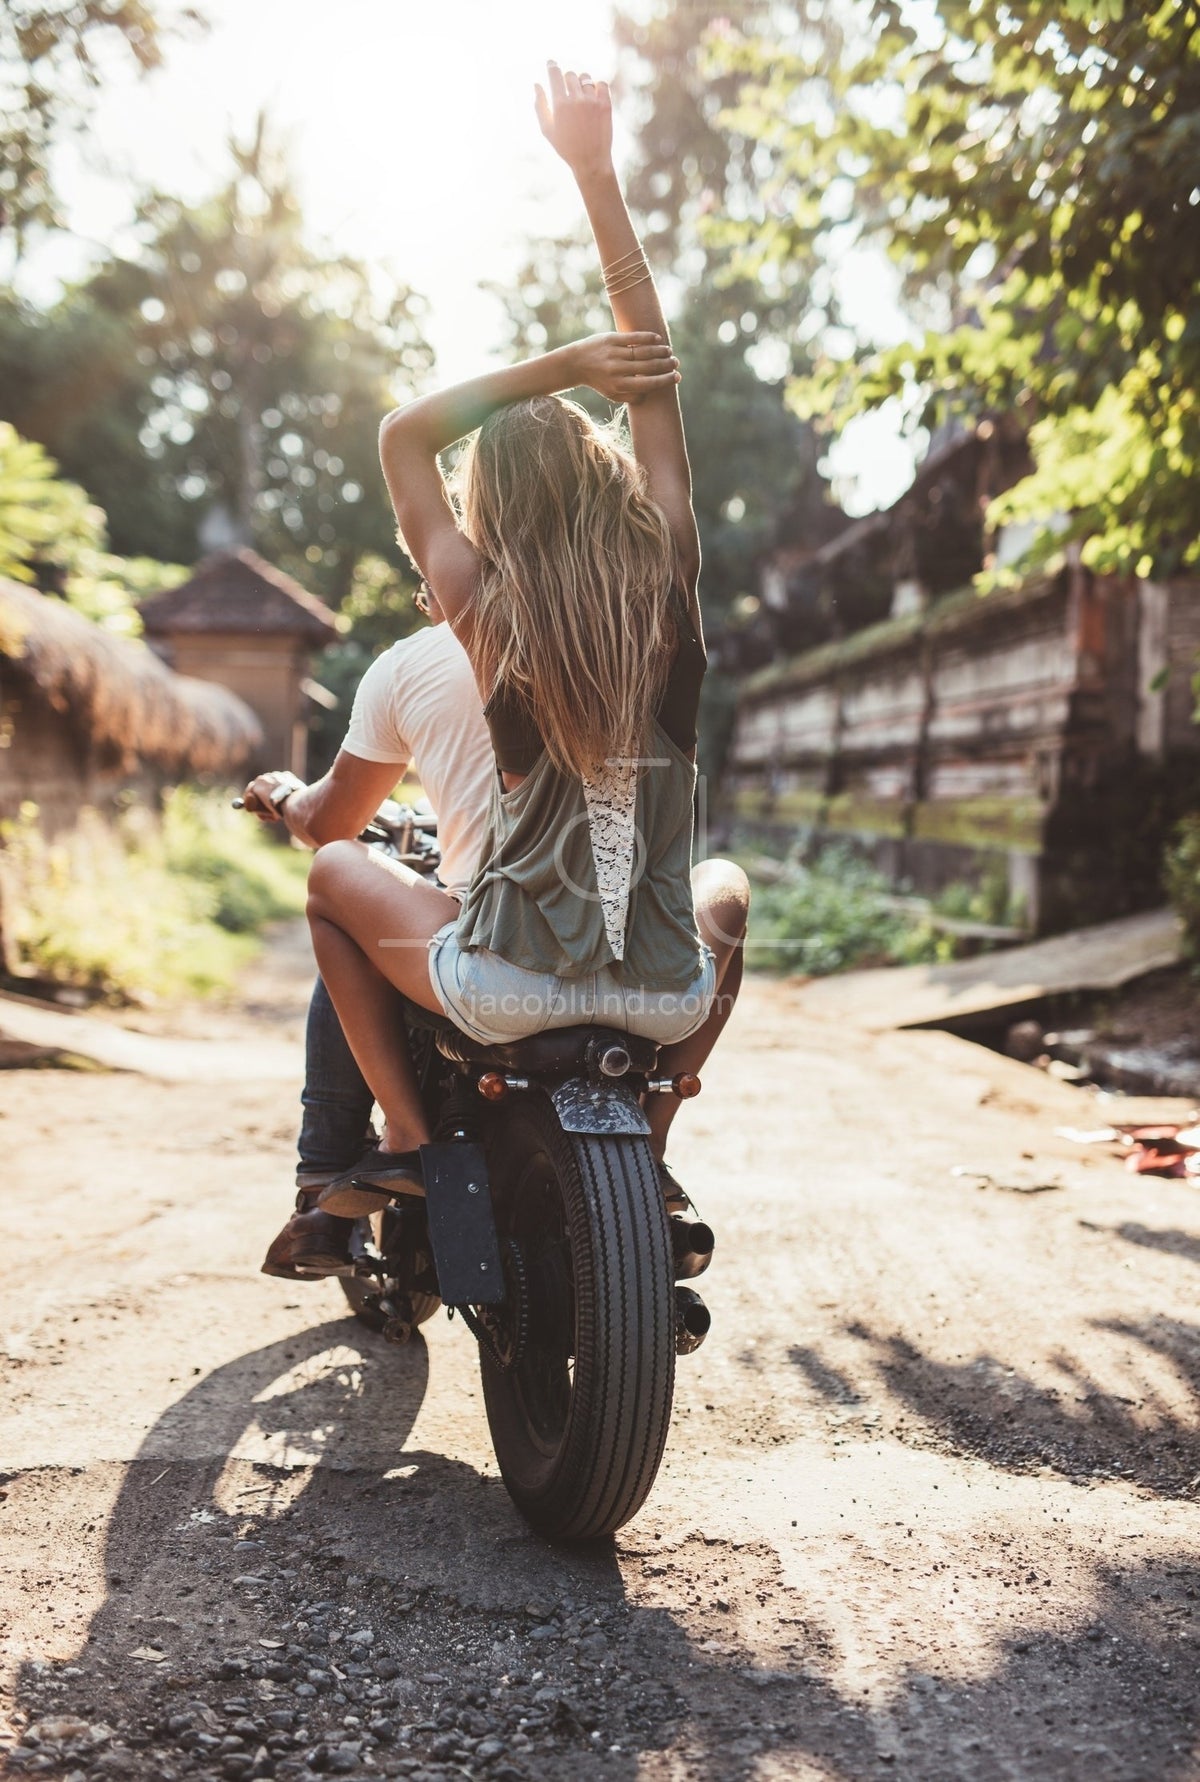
614, 0, 817, 344
336, 552, 424, 656
481, 5, 840, 650
707, 0, 1200, 576
1165, 814, 1200, 962
747, 847, 947, 975
160, 786, 309, 935
933, 861, 1017, 929
306, 553, 425, 774
483, 228, 613, 394
609, 0, 842, 645
64, 551, 188, 635
0, 420, 189, 632
0, 789, 308, 1002
0, 421, 103, 583
0, 120, 433, 597
0, 1, 200, 250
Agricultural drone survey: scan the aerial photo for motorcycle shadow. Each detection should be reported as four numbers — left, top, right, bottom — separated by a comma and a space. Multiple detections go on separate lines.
10, 1314, 671, 1778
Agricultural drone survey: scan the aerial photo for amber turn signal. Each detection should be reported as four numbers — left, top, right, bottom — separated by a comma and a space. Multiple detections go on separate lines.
673, 1073, 701, 1099
477, 1071, 508, 1101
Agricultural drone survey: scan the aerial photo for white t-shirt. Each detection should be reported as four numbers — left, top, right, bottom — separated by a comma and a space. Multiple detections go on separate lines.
342, 624, 493, 900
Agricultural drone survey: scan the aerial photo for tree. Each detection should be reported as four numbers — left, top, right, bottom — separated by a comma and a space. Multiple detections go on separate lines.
489, 3, 841, 632
0, 421, 184, 631
611, 0, 845, 635
0, 421, 101, 582
614, 0, 765, 270
490, 229, 817, 637
0, 283, 191, 564
0, 1, 202, 251
0, 121, 435, 599
306, 551, 426, 775
613, 0, 838, 346
708, 0, 1200, 575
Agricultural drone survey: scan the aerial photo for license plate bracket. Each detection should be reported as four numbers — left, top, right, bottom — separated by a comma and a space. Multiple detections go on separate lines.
418, 1141, 503, 1306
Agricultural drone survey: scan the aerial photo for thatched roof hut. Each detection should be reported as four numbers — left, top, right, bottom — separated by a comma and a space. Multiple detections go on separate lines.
138, 549, 340, 776
0, 577, 262, 778
139, 548, 339, 644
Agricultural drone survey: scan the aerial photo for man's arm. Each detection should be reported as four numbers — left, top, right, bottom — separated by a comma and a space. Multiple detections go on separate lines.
243, 752, 406, 848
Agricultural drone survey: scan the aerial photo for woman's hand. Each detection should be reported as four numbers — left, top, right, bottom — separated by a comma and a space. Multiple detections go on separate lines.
534, 61, 613, 183
567, 332, 680, 406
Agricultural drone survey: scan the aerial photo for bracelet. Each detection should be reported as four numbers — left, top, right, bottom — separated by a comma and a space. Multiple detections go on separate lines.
605, 264, 652, 298
604, 251, 649, 285
600, 246, 645, 279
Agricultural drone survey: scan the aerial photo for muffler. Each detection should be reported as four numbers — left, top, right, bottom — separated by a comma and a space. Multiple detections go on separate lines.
675, 1286, 711, 1355
671, 1215, 715, 1280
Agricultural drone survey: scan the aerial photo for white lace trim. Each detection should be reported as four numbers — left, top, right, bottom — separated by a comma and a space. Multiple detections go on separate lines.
581, 758, 641, 961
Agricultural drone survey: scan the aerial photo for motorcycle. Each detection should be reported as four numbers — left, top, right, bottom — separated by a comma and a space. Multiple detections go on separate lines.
250, 797, 715, 1542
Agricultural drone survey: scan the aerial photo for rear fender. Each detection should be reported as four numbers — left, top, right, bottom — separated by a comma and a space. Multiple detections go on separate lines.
547, 1076, 651, 1137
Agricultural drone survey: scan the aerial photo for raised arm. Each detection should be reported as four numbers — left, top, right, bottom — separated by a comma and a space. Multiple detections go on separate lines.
379, 335, 680, 658
536, 62, 702, 608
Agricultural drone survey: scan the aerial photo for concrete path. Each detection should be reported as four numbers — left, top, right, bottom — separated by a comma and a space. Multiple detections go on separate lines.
797, 905, 1183, 1031
0, 986, 302, 1079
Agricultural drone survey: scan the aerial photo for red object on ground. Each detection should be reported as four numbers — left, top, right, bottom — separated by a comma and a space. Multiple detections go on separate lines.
1118, 1125, 1194, 1179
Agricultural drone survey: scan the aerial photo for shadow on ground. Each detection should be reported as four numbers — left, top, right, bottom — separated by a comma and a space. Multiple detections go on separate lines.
9, 1312, 1200, 1780
1113, 1222, 1200, 1269
832, 1310, 1200, 1500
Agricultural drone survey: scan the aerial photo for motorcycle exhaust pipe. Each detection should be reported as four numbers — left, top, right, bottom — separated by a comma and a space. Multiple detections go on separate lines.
671, 1215, 715, 1281
675, 1286, 711, 1355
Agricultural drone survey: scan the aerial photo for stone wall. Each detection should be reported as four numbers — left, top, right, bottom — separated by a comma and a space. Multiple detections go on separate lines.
729, 570, 1200, 932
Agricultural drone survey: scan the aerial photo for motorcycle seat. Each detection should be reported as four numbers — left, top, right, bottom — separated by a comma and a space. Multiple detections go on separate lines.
433, 1023, 661, 1078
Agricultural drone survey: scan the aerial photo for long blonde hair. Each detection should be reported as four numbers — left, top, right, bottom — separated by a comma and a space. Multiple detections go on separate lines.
452, 396, 679, 779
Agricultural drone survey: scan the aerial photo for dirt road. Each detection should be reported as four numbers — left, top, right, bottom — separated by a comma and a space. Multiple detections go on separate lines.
4, 923, 1200, 1780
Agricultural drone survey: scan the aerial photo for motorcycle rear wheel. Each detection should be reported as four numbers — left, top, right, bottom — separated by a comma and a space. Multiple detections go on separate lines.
479, 1095, 675, 1541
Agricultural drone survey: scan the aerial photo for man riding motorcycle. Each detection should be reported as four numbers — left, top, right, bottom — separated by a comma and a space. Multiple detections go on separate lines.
243, 584, 492, 1279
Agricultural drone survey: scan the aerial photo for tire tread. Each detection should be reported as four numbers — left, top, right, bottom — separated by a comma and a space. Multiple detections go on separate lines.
481, 1097, 675, 1540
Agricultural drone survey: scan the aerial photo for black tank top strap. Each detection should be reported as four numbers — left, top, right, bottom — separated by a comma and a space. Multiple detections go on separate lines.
482, 588, 706, 775
483, 680, 542, 778
656, 591, 706, 755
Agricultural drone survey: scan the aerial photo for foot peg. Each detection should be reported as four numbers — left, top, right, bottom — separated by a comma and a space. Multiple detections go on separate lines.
675, 1285, 711, 1354
671, 1215, 714, 1280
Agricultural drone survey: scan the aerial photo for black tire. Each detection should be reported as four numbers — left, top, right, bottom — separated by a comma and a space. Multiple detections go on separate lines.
337, 1272, 440, 1335
479, 1094, 675, 1541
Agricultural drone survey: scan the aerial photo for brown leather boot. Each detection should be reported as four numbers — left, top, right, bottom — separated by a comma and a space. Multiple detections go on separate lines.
261, 1189, 355, 1279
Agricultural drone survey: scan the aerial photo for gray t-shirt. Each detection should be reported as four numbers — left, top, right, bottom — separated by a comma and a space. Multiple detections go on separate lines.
343, 624, 492, 900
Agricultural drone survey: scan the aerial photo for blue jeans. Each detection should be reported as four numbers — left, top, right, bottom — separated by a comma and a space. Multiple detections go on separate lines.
295, 976, 377, 1188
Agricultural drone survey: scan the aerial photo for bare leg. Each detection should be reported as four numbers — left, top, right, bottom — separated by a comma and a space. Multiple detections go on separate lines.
646, 858, 750, 1162
306, 841, 461, 1154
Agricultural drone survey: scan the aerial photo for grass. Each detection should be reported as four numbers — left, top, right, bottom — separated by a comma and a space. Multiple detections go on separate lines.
1166, 813, 1200, 963
0, 787, 309, 1003
743, 845, 955, 976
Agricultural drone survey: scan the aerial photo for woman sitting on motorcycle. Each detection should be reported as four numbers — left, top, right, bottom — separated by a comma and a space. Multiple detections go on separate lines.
309, 64, 749, 1212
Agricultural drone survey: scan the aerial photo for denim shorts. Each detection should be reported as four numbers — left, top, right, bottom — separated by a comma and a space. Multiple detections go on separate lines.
427, 923, 717, 1048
